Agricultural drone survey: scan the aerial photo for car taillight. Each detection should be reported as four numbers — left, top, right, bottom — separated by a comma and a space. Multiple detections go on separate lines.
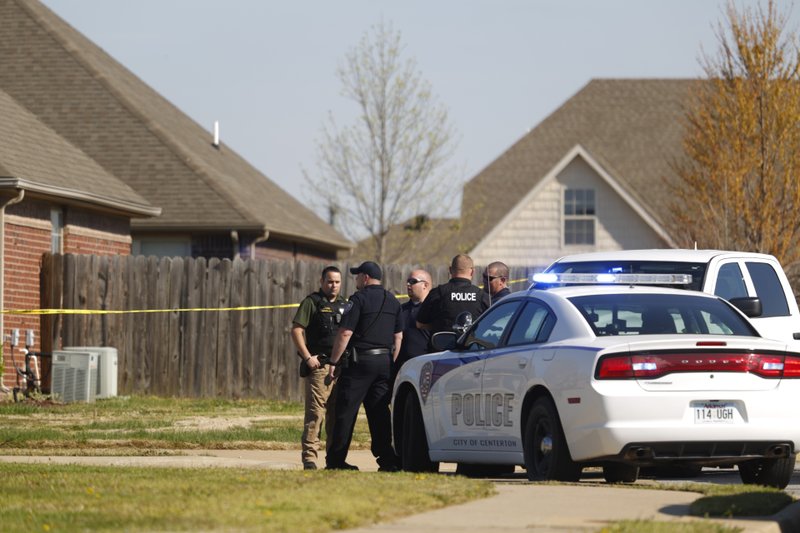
596, 352, 800, 379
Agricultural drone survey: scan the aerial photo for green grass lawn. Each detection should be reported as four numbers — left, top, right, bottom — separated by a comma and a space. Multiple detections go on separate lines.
0, 395, 370, 453
0, 463, 492, 532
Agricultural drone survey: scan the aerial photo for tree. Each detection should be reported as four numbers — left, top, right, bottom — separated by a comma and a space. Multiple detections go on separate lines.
670, 0, 800, 270
305, 22, 459, 263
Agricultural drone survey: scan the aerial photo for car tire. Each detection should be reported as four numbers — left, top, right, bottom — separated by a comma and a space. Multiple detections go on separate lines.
523, 397, 581, 482
400, 393, 439, 473
456, 463, 516, 478
603, 463, 639, 483
738, 455, 796, 489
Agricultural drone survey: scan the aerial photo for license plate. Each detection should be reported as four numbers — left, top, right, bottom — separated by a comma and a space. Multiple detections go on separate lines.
692, 402, 737, 424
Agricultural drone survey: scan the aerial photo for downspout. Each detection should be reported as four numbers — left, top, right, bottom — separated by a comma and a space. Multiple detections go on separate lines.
249, 230, 269, 259
230, 230, 240, 260
0, 189, 25, 392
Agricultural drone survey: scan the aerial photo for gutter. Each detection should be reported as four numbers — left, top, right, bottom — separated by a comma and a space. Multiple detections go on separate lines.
0, 189, 25, 392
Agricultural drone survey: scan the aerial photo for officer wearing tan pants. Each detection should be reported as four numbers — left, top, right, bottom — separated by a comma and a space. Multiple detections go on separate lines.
291, 266, 346, 470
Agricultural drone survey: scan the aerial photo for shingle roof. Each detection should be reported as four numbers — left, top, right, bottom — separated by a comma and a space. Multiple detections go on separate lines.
0, 0, 351, 250
352, 216, 462, 265
461, 79, 699, 251
0, 87, 156, 215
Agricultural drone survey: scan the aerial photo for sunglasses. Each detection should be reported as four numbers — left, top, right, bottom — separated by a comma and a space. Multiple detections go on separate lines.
482, 274, 502, 281
406, 278, 425, 286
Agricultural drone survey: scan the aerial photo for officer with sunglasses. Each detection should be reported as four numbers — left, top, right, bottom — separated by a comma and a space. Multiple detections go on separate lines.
483, 261, 511, 304
392, 269, 433, 381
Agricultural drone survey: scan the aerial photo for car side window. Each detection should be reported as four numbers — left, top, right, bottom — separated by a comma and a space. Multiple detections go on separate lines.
506, 301, 552, 346
462, 301, 521, 351
714, 263, 748, 301
746, 262, 790, 317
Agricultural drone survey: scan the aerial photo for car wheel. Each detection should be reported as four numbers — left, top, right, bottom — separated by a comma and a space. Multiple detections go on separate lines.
603, 463, 639, 484
523, 397, 581, 482
400, 393, 439, 473
456, 463, 516, 478
738, 455, 796, 489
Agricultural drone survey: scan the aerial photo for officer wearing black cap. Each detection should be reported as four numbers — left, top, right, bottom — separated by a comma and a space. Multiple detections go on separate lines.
417, 254, 491, 335
326, 261, 402, 471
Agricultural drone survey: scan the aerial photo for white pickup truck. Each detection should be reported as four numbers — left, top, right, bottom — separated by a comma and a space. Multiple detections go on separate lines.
538, 249, 800, 348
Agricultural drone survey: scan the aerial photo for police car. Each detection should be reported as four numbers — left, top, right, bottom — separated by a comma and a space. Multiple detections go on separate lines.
391, 274, 800, 488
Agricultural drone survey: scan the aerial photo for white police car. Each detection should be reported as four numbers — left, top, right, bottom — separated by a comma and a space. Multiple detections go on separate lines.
391, 274, 800, 487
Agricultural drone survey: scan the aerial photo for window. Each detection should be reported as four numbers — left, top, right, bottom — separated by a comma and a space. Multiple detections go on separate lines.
714, 263, 748, 301
506, 301, 554, 345
746, 262, 790, 317
50, 208, 63, 254
461, 301, 521, 351
564, 188, 595, 245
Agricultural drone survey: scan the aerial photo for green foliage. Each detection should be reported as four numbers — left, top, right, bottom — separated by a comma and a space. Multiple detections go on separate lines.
0, 463, 493, 532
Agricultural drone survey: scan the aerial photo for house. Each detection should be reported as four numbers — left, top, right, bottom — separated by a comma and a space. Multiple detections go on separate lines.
354, 79, 698, 270
0, 85, 159, 388
0, 0, 352, 262
463, 79, 696, 267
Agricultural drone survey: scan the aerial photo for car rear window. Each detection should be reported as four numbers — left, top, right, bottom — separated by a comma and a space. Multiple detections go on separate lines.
568, 293, 758, 337
541, 261, 707, 291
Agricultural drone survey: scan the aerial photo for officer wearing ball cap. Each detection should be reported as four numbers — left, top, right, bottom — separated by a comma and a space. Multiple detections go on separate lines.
326, 261, 403, 471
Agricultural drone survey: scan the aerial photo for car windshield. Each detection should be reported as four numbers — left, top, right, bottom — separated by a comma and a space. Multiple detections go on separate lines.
538, 261, 707, 291
568, 293, 758, 337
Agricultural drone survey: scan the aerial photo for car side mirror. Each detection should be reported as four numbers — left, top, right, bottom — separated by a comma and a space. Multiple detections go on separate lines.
431, 331, 458, 352
453, 311, 473, 335
729, 297, 763, 318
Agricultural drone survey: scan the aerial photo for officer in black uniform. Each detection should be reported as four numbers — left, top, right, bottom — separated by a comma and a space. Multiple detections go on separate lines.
326, 261, 403, 471
417, 254, 491, 335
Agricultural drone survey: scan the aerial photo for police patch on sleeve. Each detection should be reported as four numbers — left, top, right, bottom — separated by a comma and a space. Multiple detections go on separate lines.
342, 301, 354, 315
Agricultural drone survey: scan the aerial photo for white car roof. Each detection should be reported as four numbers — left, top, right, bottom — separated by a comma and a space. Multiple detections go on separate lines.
552, 249, 777, 264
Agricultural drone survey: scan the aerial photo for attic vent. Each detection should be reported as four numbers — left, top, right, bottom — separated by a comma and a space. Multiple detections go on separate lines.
212, 120, 220, 149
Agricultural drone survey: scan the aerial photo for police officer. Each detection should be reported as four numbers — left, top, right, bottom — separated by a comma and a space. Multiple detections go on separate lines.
417, 254, 490, 334
392, 268, 432, 384
291, 266, 346, 470
483, 261, 511, 304
326, 261, 402, 471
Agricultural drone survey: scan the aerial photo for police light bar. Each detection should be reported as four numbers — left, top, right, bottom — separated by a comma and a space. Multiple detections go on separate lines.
531, 273, 693, 285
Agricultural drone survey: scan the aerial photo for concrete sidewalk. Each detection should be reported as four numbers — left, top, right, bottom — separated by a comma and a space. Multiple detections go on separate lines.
1, 450, 798, 532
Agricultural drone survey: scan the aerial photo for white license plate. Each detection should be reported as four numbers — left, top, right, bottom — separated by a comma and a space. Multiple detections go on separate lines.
692, 402, 737, 424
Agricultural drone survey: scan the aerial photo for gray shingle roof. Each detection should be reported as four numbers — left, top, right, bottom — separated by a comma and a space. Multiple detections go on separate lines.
0, 0, 351, 250
461, 79, 699, 251
0, 87, 156, 215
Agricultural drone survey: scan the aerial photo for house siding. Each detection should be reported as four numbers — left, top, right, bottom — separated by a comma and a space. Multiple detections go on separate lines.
471, 156, 667, 267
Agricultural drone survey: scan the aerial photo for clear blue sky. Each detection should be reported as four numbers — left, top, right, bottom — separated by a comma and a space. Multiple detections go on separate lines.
40, 1, 797, 209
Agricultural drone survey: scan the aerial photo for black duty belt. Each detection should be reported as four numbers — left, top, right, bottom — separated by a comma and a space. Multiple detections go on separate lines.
358, 348, 391, 357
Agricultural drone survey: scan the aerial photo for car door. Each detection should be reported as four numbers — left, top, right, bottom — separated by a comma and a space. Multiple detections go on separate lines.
434, 300, 522, 452
479, 300, 556, 453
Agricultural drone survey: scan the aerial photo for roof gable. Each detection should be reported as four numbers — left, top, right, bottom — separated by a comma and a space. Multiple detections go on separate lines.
1, 0, 351, 249
470, 145, 675, 258
460, 79, 699, 252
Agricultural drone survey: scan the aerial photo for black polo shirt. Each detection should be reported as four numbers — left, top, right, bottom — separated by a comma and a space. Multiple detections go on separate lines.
340, 284, 403, 350
416, 277, 490, 334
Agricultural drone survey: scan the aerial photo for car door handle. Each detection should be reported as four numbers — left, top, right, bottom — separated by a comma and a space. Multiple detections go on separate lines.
793, 332, 800, 340
518, 359, 528, 368
473, 368, 482, 377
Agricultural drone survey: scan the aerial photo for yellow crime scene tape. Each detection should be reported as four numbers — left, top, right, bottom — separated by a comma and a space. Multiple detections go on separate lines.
1, 278, 530, 316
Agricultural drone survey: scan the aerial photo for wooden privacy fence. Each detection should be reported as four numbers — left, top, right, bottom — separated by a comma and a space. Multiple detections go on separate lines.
39, 254, 539, 401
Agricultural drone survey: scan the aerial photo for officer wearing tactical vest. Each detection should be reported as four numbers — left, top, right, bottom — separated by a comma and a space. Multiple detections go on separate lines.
326, 261, 403, 471
291, 266, 346, 470
416, 254, 490, 335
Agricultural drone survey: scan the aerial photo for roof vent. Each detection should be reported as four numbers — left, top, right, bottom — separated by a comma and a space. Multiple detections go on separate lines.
212, 120, 220, 149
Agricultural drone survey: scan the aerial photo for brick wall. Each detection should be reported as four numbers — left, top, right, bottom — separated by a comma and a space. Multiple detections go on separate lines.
1, 203, 132, 391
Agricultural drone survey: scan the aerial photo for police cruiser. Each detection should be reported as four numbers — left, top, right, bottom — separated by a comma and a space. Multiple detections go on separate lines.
391, 273, 800, 487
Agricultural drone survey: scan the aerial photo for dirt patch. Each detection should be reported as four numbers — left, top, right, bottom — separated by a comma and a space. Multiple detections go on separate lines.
172, 415, 301, 431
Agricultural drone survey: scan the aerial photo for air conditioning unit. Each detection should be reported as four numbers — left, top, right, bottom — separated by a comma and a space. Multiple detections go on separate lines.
51, 351, 98, 403
63, 347, 118, 399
